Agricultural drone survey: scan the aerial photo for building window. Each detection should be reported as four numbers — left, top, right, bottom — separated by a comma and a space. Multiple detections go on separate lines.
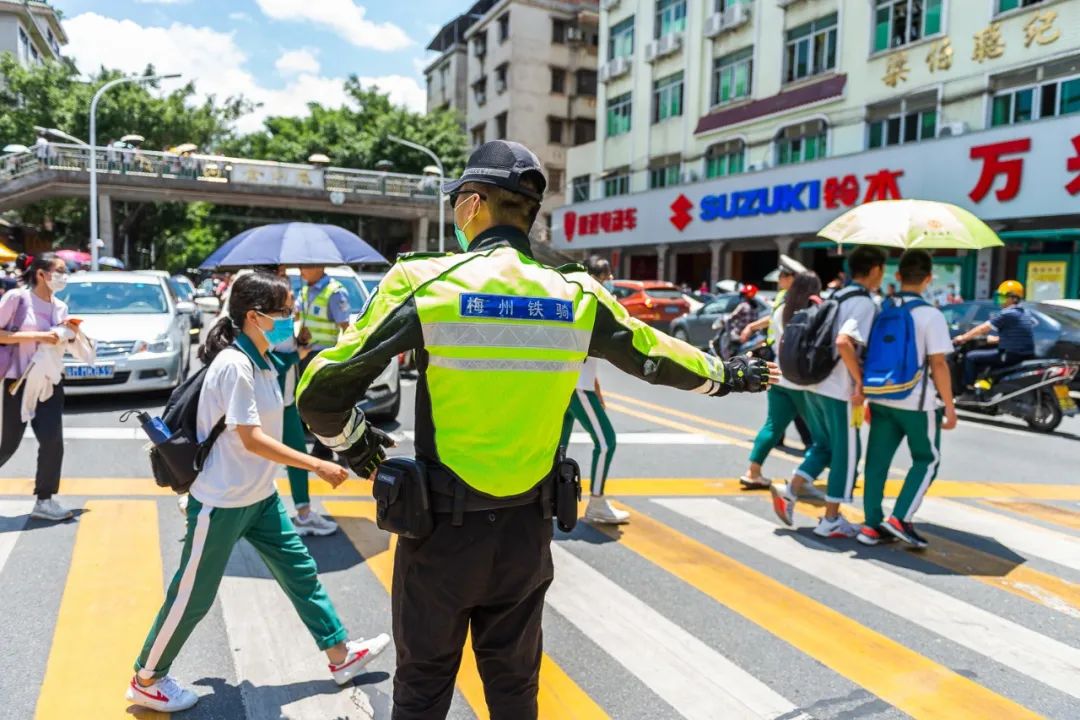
776, 122, 827, 165
874, 0, 943, 53
574, 118, 597, 145
551, 67, 566, 94
572, 175, 591, 203
867, 93, 938, 148
17, 26, 30, 64
652, 72, 684, 123
996, 0, 1045, 14
498, 13, 510, 43
495, 112, 508, 139
495, 63, 509, 93
604, 173, 630, 197
607, 92, 632, 137
609, 16, 634, 60
992, 75, 1080, 126
548, 166, 565, 193
705, 141, 745, 178
784, 14, 837, 84
649, 163, 680, 189
473, 77, 488, 106
712, 48, 753, 107
714, 0, 749, 10
655, 0, 687, 38
553, 18, 567, 44
471, 124, 486, 147
473, 31, 487, 58
548, 117, 565, 144
576, 69, 598, 97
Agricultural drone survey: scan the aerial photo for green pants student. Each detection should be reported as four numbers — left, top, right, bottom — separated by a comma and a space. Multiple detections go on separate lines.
801, 393, 861, 504
748, 385, 830, 482
283, 403, 310, 506
863, 404, 942, 528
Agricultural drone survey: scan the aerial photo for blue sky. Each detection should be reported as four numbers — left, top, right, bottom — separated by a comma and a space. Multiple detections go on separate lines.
52, 0, 469, 132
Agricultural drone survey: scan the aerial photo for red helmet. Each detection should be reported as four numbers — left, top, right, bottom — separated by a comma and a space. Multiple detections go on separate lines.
740, 284, 758, 300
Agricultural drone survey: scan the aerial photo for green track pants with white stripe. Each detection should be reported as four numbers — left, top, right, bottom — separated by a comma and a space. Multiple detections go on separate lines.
559, 389, 617, 496
134, 493, 347, 679
863, 403, 943, 528
801, 393, 861, 504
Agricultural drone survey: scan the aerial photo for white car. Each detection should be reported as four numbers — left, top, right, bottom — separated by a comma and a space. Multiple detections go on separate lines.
57, 272, 194, 396
1047, 299, 1080, 311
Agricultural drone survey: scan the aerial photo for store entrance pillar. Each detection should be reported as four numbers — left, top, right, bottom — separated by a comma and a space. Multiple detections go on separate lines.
657, 243, 670, 282
709, 240, 724, 288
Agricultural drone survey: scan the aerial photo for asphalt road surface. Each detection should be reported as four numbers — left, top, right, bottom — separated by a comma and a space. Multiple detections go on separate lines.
1, 362, 1079, 720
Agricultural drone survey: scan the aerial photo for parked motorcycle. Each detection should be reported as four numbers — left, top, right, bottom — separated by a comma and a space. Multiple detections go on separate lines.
951, 344, 1079, 433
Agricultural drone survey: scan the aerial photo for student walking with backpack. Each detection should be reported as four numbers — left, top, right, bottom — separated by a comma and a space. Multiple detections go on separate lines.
741, 271, 830, 492
858, 250, 957, 548
127, 272, 388, 714
772, 246, 886, 538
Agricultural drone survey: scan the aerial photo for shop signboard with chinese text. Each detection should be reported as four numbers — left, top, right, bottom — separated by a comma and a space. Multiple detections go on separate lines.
229, 162, 325, 191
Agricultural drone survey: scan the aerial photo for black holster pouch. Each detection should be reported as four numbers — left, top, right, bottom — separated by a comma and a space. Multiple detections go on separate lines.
554, 456, 582, 532
372, 457, 434, 540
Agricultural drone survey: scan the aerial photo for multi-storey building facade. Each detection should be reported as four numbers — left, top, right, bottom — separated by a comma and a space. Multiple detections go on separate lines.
426, 1, 498, 118
0, 0, 65, 68
558, 0, 1079, 301
427, 0, 601, 234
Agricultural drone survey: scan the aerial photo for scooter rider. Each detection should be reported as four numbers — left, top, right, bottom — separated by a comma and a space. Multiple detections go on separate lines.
953, 280, 1035, 391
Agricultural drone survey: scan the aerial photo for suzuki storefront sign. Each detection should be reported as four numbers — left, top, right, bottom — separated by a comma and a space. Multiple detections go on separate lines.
552, 115, 1080, 250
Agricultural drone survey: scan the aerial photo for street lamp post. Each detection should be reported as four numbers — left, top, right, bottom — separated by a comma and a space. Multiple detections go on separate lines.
387, 135, 446, 253
89, 73, 180, 270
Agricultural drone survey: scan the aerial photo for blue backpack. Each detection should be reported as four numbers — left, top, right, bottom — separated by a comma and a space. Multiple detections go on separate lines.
863, 294, 928, 400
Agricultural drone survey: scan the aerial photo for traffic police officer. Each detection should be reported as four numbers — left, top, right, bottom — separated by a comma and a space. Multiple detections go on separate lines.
296, 141, 776, 719
297, 265, 351, 459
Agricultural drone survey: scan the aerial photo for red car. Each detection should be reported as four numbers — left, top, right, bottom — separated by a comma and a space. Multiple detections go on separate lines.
609, 280, 690, 328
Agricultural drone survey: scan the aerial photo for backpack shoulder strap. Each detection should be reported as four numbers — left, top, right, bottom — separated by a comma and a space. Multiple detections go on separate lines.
5, 289, 30, 332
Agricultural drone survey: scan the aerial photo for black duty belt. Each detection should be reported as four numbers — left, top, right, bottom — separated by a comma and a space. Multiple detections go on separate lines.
426, 464, 552, 526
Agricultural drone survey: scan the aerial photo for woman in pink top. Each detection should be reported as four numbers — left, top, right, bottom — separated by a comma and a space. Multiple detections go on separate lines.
0, 253, 74, 521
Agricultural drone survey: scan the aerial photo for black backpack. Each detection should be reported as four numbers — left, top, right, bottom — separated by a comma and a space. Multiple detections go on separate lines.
778, 287, 870, 386
148, 350, 249, 494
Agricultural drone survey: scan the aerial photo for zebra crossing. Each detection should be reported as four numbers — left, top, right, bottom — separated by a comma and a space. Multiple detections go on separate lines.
1, 484, 1079, 720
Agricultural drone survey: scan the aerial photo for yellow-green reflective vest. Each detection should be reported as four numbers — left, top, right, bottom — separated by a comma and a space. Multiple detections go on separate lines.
300, 279, 345, 348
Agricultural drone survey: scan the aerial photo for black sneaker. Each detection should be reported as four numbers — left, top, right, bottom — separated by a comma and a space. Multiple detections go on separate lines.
856, 525, 898, 546
905, 522, 929, 549
883, 517, 928, 549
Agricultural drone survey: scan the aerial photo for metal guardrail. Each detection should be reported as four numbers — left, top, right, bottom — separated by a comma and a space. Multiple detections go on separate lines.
0, 143, 438, 200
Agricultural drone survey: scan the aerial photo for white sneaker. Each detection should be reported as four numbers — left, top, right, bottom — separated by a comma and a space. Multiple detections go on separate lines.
769, 483, 797, 527
31, 498, 73, 522
293, 512, 339, 537
796, 482, 827, 501
329, 634, 391, 686
584, 496, 630, 525
813, 515, 859, 539
125, 675, 199, 713
176, 494, 189, 517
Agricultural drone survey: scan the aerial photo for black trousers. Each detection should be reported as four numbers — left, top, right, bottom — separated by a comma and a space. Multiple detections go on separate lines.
0, 379, 64, 499
963, 349, 1033, 387
391, 503, 554, 720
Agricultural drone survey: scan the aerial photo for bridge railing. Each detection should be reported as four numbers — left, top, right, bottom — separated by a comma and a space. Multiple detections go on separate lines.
0, 144, 438, 200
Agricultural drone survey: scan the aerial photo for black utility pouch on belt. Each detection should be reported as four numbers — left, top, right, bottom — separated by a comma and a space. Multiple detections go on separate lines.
554, 457, 582, 532
372, 458, 434, 540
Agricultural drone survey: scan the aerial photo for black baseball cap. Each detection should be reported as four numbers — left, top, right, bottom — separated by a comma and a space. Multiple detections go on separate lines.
441, 140, 546, 202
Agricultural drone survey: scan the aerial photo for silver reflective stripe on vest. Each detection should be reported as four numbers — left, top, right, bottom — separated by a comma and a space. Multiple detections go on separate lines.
428, 356, 583, 373
423, 322, 592, 353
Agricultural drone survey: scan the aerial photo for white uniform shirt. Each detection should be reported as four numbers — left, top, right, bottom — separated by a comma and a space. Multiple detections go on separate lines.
576, 357, 599, 391
812, 285, 878, 402
770, 306, 799, 390
872, 298, 954, 412
190, 347, 284, 508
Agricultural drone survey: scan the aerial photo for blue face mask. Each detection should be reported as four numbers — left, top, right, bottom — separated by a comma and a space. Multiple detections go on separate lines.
264, 317, 295, 347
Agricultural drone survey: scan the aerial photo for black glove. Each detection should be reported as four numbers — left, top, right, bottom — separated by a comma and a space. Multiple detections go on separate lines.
721, 355, 771, 394
340, 423, 396, 477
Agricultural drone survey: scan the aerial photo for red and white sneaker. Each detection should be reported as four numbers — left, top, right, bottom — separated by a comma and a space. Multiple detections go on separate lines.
882, 517, 929, 549
125, 675, 199, 713
330, 634, 391, 686
856, 525, 897, 546
769, 482, 797, 526
813, 515, 859, 539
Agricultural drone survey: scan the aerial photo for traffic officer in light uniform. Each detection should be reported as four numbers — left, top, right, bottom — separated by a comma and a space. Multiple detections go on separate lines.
297, 140, 777, 719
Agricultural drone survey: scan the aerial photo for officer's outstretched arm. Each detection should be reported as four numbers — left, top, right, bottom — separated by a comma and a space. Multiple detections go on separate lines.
296, 264, 423, 446
587, 284, 774, 395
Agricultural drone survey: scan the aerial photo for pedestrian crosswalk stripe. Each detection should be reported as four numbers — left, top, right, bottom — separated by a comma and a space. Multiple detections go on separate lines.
606, 402, 742, 448
0, 500, 33, 579
217, 538, 375, 719
605, 391, 759, 438
34, 500, 167, 720
547, 544, 811, 720
795, 503, 1080, 620
598, 501, 1038, 719
663, 499, 1080, 703
325, 501, 609, 720
982, 499, 1080, 531
918, 499, 1080, 573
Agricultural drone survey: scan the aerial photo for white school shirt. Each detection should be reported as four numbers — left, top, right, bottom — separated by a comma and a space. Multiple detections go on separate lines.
871, 298, 954, 412
812, 285, 878, 402
576, 357, 598, 391
190, 347, 284, 508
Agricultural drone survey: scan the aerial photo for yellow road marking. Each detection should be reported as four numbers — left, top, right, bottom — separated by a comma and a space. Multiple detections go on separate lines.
605, 391, 758, 437
982, 500, 1080, 532
599, 502, 1039, 720
35, 500, 165, 720
797, 504, 1080, 620
326, 501, 608, 720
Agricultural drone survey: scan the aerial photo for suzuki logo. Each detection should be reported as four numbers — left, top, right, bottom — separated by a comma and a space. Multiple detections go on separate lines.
669, 194, 693, 231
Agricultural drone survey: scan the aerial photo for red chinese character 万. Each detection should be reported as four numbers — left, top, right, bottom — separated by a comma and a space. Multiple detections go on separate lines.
863, 169, 905, 203
968, 138, 1031, 203
1067, 134, 1080, 196
824, 175, 860, 209
611, 209, 626, 232
624, 208, 638, 230
599, 211, 613, 232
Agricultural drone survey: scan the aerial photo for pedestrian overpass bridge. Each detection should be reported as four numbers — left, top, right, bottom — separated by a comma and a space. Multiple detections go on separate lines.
0, 144, 444, 255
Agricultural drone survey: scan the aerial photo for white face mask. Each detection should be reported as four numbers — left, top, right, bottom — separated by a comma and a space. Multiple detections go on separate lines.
46, 273, 67, 292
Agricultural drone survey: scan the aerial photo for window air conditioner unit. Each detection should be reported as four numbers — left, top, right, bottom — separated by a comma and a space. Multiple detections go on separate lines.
566, 27, 584, 42
939, 121, 968, 137
704, 13, 724, 38
681, 170, 700, 184
646, 33, 682, 62
645, 40, 660, 63
600, 56, 631, 81
777, 0, 800, 8
723, 3, 751, 30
